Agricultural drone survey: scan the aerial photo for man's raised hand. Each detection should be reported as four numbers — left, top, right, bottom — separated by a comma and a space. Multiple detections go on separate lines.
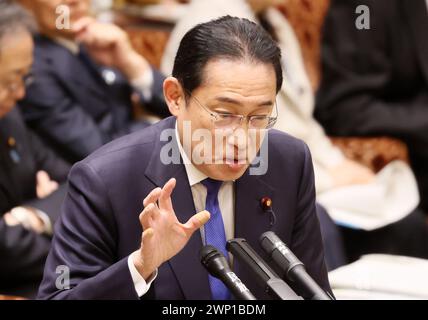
131, 178, 210, 280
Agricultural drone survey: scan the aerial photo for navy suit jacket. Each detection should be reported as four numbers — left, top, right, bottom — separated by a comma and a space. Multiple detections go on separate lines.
19, 35, 170, 163
38, 116, 331, 299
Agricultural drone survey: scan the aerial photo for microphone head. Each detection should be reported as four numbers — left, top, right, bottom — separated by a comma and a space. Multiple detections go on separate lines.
259, 231, 277, 254
259, 231, 303, 272
199, 245, 222, 266
199, 245, 229, 279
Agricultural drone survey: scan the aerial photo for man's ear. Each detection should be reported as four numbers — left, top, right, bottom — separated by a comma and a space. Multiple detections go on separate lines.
163, 77, 185, 117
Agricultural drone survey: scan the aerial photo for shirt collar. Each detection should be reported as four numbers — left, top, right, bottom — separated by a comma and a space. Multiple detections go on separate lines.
53, 37, 80, 55
175, 121, 208, 187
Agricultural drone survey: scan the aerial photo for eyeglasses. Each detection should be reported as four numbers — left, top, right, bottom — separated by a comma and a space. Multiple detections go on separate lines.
0, 72, 34, 94
187, 92, 278, 130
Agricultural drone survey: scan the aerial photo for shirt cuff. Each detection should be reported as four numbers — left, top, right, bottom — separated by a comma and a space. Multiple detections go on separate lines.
130, 67, 154, 101
127, 254, 158, 297
34, 208, 53, 236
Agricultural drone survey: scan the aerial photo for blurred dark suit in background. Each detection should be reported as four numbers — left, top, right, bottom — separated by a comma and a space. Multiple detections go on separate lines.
19, 35, 169, 163
0, 108, 70, 298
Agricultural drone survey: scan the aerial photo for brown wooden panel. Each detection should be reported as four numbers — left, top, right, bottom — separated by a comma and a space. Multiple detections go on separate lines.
126, 28, 171, 69
0, 295, 26, 300
331, 137, 409, 172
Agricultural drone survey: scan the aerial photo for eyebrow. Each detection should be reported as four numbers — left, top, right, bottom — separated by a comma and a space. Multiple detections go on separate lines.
214, 96, 274, 107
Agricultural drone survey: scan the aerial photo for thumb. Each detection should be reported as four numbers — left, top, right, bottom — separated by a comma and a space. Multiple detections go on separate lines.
183, 210, 210, 234
141, 228, 155, 250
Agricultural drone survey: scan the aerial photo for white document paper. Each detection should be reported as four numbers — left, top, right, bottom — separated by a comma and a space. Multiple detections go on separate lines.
317, 161, 419, 230
329, 254, 428, 300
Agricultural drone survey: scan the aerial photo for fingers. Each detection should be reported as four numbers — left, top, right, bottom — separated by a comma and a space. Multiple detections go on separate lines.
143, 187, 162, 207
73, 18, 99, 46
139, 203, 160, 229
138, 227, 154, 267
50, 180, 59, 191
3, 213, 19, 226
36, 170, 50, 185
138, 228, 158, 279
36, 171, 58, 198
74, 20, 125, 49
143, 178, 176, 210
159, 178, 176, 211
72, 16, 95, 34
183, 210, 211, 235
142, 227, 154, 245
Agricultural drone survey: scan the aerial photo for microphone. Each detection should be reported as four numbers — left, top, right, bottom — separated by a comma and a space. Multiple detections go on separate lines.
226, 238, 302, 300
260, 231, 332, 300
199, 245, 256, 300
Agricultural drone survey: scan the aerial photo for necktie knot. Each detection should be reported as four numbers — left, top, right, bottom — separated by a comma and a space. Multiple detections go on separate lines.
201, 178, 223, 197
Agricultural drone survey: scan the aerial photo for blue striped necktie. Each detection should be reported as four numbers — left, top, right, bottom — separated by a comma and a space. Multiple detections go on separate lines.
201, 178, 231, 300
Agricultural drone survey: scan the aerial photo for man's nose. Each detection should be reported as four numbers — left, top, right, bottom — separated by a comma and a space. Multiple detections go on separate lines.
227, 127, 248, 150
13, 83, 26, 102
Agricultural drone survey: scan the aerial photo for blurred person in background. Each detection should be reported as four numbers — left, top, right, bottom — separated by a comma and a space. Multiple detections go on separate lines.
315, 0, 428, 214
0, 0, 70, 298
161, 0, 428, 266
17, 0, 170, 163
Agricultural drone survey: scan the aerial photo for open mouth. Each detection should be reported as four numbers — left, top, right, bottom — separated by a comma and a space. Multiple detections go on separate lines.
224, 157, 247, 164
223, 157, 247, 171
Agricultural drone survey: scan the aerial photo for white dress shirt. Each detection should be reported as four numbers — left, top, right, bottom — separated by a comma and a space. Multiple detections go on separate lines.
127, 121, 235, 297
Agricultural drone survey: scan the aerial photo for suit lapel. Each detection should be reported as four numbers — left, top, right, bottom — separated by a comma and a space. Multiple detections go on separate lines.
232, 169, 277, 298
0, 111, 25, 207
404, 0, 428, 85
168, 167, 212, 299
36, 36, 109, 101
234, 171, 276, 249
0, 142, 15, 207
144, 118, 211, 299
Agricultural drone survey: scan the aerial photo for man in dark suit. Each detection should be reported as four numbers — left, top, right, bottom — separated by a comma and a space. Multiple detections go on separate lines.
17, 0, 170, 163
0, 109, 70, 298
315, 0, 428, 212
0, 1, 70, 298
38, 16, 331, 300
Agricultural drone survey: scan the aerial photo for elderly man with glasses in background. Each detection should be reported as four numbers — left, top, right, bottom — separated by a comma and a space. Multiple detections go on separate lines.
0, 0, 70, 299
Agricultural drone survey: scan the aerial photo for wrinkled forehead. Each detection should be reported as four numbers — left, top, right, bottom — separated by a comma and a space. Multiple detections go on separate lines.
0, 31, 33, 76
195, 58, 277, 102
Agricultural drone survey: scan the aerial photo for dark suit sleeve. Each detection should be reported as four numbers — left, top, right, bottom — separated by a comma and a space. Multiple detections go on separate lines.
25, 184, 67, 226
20, 74, 113, 162
134, 67, 170, 119
28, 128, 70, 182
24, 129, 70, 224
315, 0, 428, 146
37, 162, 139, 300
0, 218, 50, 281
289, 143, 332, 296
